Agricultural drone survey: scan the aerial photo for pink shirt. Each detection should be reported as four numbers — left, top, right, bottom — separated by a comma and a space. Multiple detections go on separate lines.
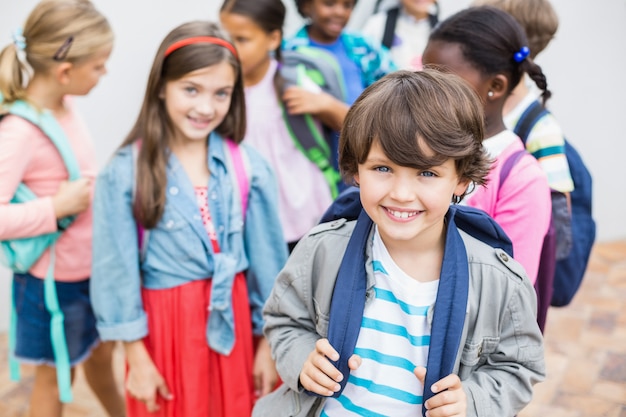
0, 99, 97, 281
466, 130, 551, 284
244, 59, 333, 242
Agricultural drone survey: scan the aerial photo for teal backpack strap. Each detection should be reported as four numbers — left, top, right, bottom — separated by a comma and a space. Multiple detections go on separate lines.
8, 100, 81, 179
3, 99, 77, 403
8, 245, 73, 403
43, 246, 73, 402
9, 284, 20, 381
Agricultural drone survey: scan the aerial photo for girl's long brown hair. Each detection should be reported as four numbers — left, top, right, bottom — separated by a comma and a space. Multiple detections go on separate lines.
122, 21, 245, 228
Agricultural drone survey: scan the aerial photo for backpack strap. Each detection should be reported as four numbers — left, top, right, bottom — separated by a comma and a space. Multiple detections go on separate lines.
428, 1, 440, 29
498, 150, 527, 189
280, 48, 345, 198
382, 7, 400, 49
513, 100, 549, 145
6, 100, 81, 230
317, 209, 372, 398
223, 138, 250, 217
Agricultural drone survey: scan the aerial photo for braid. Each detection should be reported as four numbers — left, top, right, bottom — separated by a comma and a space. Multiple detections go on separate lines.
522, 59, 552, 105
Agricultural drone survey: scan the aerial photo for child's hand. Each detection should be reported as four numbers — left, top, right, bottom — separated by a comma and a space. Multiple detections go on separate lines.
52, 178, 91, 219
414, 366, 467, 417
282, 86, 330, 116
253, 337, 279, 398
299, 338, 344, 396
124, 340, 173, 412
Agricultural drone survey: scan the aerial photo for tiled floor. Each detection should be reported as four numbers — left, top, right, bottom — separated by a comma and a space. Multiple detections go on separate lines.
1, 241, 625, 417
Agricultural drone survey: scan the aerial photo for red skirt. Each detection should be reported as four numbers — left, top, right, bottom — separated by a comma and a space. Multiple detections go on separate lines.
126, 273, 255, 417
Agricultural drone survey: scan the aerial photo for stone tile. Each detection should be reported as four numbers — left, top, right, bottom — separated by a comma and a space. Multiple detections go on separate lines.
600, 352, 626, 384
591, 380, 626, 405
554, 392, 618, 416
593, 241, 626, 262
519, 404, 581, 417
589, 310, 618, 334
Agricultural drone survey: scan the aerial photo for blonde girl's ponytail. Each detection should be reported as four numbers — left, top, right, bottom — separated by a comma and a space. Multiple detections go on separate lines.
0, 0, 113, 105
0, 30, 31, 103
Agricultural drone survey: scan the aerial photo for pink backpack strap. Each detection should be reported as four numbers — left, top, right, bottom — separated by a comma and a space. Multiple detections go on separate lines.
224, 138, 250, 218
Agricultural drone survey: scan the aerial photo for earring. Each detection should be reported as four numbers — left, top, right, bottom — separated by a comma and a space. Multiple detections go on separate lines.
488, 91, 494, 97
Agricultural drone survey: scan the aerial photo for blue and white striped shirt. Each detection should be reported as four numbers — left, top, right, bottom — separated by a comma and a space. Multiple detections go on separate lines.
322, 227, 439, 416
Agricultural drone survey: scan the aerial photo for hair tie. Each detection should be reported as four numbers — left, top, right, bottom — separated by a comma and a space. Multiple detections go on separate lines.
12, 28, 26, 51
513, 46, 530, 63
164, 36, 238, 59
9, 28, 32, 85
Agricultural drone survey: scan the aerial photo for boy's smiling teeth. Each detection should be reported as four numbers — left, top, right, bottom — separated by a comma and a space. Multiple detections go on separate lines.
388, 209, 418, 219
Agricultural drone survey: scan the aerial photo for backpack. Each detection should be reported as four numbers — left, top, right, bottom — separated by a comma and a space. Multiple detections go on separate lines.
0, 101, 80, 271
514, 100, 596, 307
0, 99, 79, 403
279, 46, 346, 198
499, 150, 555, 333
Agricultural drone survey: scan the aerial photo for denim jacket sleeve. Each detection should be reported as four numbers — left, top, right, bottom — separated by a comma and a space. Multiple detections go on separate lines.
241, 144, 288, 336
90, 146, 147, 342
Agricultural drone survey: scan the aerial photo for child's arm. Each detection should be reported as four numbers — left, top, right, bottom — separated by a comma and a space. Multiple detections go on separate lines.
241, 146, 288, 337
124, 340, 172, 412
282, 86, 349, 131
253, 337, 278, 398
90, 148, 148, 343
0, 119, 90, 239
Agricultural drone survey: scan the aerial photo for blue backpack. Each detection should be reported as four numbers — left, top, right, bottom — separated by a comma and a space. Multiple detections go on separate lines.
514, 100, 596, 307
280, 46, 347, 198
0, 99, 79, 403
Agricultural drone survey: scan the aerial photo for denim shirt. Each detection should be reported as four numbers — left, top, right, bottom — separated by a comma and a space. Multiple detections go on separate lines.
91, 132, 287, 355
285, 26, 397, 90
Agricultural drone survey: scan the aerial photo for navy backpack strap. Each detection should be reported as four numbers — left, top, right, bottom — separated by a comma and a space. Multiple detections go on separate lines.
312, 209, 372, 398
422, 206, 469, 415
513, 100, 549, 144
382, 7, 400, 49
428, 1, 440, 29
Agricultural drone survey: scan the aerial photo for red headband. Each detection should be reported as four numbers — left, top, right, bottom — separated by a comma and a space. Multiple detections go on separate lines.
164, 36, 238, 58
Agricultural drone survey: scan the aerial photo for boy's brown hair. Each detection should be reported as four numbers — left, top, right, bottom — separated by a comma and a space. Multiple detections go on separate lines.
472, 0, 559, 58
339, 69, 491, 202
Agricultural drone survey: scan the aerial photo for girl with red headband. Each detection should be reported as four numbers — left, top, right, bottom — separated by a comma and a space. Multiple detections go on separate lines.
90, 21, 287, 417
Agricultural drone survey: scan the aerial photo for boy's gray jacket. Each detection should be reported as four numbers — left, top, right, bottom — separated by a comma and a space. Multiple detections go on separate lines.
254, 215, 545, 417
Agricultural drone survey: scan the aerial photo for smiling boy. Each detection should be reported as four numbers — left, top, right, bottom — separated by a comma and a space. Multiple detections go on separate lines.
253, 70, 545, 417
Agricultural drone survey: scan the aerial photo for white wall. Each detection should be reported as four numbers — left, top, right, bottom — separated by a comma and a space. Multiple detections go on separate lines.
1, 0, 624, 330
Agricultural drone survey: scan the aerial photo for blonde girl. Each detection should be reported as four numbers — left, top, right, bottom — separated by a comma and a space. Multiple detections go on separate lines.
0, 1, 123, 416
